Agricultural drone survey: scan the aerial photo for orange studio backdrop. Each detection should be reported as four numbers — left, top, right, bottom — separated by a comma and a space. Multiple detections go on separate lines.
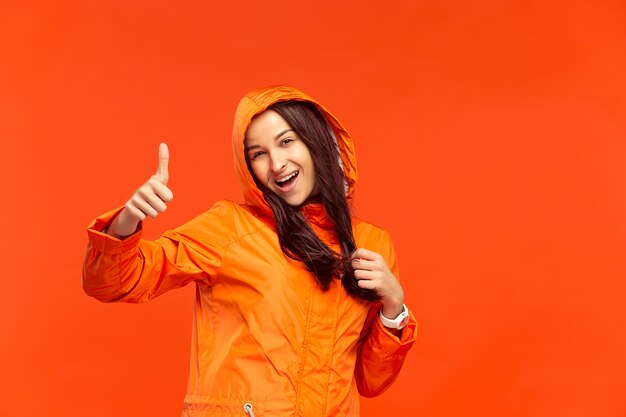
1, 1, 626, 416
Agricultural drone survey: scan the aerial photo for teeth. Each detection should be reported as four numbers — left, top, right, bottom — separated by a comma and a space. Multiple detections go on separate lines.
276, 171, 298, 184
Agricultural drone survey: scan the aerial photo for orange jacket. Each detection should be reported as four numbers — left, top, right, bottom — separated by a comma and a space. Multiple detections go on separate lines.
83, 86, 417, 417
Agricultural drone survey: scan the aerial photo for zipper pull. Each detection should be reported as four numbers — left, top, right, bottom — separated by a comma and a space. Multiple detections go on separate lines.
243, 403, 255, 417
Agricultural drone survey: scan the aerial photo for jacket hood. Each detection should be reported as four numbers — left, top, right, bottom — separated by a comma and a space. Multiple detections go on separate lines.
231, 85, 358, 217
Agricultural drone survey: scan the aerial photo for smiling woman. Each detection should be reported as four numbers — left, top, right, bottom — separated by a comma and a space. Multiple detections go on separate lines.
82, 85, 417, 417
245, 109, 318, 207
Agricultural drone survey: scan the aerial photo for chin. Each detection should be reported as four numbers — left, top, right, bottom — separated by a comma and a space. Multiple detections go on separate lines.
284, 197, 305, 207
280, 193, 309, 207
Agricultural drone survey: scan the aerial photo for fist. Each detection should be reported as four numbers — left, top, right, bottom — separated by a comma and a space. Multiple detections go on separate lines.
123, 142, 174, 221
109, 143, 174, 238
351, 248, 405, 318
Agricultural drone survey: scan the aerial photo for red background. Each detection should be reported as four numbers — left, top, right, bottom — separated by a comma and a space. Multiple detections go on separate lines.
1, 1, 625, 416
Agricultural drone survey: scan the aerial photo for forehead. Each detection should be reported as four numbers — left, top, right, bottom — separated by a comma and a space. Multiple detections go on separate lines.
245, 110, 291, 145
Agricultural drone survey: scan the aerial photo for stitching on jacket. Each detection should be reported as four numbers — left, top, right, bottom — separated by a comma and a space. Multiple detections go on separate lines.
212, 202, 285, 279
221, 202, 270, 244
293, 282, 314, 414
175, 201, 273, 280
321, 281, 341, 415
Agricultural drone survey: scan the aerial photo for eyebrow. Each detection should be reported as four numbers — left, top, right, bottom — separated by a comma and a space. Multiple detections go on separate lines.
245, 129, 294, 152
273, 128, 293, 140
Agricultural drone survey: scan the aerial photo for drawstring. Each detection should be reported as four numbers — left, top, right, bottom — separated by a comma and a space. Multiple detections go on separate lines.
243, 403, 255, 417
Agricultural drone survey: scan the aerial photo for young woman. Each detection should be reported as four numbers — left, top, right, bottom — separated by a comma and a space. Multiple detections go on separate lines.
83, 85, 418, 417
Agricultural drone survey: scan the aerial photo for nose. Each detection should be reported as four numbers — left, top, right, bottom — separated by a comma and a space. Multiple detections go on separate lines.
270, 152, 287, 173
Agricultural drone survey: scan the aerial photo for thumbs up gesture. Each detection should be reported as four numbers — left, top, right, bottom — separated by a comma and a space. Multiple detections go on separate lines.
107, 143, 174, 238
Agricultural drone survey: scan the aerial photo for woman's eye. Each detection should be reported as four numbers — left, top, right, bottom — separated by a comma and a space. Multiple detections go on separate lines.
281, 138, 294, 146
250, 151, 265, 160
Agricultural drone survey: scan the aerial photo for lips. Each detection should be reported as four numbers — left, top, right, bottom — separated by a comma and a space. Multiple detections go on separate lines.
274, 171, 299, 191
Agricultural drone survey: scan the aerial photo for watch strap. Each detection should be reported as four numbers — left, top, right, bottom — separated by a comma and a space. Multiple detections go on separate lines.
379, 304, 410, 329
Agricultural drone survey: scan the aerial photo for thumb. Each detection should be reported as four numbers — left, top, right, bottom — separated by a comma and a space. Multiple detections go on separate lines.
156, 142, 169, 184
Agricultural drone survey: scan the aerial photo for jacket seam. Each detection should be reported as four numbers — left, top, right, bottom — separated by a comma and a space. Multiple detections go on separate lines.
212, 203, 274, 277
321, 284, 341, 416
217, 223, 274, 277
294, 283, 314, 414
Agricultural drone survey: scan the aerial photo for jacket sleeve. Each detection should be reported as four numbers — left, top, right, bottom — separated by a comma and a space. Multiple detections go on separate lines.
354, 231, 418, 397
82, 200, 234, 303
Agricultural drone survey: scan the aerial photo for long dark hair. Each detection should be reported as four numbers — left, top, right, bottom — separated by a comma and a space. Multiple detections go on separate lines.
246, 100, 380, 302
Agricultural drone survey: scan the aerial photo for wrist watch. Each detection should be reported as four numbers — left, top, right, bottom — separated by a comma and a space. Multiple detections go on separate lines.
379, 304, 410, 329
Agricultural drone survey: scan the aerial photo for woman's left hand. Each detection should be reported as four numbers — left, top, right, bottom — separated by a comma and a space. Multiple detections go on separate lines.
351, 248, 405, 318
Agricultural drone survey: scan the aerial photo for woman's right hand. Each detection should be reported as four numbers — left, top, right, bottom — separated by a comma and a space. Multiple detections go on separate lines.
107, 143, 174, 238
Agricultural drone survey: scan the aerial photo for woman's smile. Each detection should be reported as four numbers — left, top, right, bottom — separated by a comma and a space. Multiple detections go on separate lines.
273, 170, 299, 190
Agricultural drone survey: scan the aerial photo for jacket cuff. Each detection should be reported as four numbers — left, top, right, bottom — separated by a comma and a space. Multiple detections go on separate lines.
86, 206, 143, 254
372, 311, 418, 356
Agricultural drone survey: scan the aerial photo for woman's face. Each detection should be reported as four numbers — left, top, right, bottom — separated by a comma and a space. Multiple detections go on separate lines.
245, 109, 318, 206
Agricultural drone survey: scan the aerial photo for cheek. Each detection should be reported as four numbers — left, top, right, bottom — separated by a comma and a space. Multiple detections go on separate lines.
296, 145, 315, 170
304, 152, 316, 175
250, 161, 268, 184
